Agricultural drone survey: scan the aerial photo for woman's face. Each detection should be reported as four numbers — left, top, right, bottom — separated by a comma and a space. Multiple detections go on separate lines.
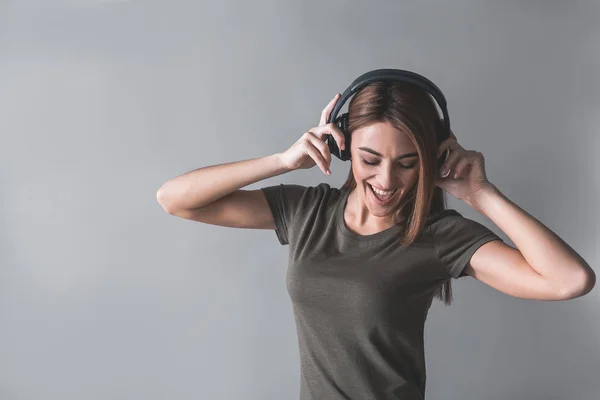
350, 121, 420, 220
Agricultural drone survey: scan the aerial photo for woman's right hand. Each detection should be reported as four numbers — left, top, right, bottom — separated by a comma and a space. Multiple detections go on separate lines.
278, 93, 346, 175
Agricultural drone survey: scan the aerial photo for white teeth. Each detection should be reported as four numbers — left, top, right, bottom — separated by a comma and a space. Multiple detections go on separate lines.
369, 184, 396, 197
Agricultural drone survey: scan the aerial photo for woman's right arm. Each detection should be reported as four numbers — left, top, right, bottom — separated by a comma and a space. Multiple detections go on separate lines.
156, 153, 289, 229
156, 93, 345, 229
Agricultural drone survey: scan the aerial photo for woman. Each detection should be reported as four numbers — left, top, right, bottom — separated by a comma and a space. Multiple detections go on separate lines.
156, 75, 595, 399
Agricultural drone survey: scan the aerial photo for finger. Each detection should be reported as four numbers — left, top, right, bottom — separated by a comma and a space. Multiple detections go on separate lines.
445, 150, 479, 179
313, 123, 346, 151
319, 93, 341, 126
439, 147, 463, 176
437, 136, 457, 159
305, 139, 331, 175
452, 157, 471, 179
307, 130, 332, 167
438, 148, 451, 168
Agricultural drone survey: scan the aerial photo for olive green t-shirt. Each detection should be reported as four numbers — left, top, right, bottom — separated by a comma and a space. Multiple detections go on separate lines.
261, 182, 503, 399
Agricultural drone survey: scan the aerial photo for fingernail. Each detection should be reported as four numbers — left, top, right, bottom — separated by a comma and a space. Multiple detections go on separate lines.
326, 170, 331, 175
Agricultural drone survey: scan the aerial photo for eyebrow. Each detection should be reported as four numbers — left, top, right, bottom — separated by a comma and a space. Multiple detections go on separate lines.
358, 147, 418, 161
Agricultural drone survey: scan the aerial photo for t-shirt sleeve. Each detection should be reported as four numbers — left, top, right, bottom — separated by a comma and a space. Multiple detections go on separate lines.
430, 209, 504, 279
260, 183, 312, 245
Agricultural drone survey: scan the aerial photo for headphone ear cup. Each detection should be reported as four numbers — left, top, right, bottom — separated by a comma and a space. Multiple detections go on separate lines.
435, 120, 449, 170
336, 112, 349, 131
334, 113, 351, 161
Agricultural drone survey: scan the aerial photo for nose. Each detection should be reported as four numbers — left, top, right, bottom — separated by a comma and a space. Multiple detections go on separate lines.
377, 163, 397, 190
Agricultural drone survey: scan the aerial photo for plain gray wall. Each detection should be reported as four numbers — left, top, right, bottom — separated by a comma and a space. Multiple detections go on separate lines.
1, 1, 599, 399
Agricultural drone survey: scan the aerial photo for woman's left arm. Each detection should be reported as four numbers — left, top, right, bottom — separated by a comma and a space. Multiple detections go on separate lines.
436, 129, 595, 300
464, 183, 596, 300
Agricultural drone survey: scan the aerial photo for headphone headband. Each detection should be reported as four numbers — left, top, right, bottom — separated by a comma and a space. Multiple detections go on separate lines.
327, 68, 450, 133
325, 68, 451, 164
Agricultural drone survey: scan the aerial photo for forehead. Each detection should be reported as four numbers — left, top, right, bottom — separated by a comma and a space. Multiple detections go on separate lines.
353, 121, 416, 151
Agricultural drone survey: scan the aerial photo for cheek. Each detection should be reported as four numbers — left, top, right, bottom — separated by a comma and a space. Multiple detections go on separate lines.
398, 169, 420, 188
408, 170, 420, 185
351, 163, 369, 180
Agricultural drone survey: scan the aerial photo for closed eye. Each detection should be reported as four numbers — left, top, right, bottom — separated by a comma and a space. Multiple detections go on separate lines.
361, 159, 416, 169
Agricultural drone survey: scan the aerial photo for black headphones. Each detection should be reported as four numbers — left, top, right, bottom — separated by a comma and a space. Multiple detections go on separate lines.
325, 68, 451, 170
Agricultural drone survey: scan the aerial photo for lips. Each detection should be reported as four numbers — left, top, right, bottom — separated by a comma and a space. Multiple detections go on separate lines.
367, 183, 397, 205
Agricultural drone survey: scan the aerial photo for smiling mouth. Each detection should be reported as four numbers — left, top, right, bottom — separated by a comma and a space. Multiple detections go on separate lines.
367, 183, 397, 203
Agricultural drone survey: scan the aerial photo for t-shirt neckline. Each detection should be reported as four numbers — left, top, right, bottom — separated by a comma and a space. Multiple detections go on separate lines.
336, 186, 404, 243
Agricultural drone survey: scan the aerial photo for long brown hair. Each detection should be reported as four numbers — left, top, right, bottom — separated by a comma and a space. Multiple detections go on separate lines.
340, 80, 455, 305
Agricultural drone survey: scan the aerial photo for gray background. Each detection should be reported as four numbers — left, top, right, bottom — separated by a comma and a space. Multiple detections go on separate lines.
1, 1, 599, 399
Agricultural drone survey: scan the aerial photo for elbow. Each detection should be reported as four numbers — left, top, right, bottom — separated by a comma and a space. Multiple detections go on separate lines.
156, 186, 175, 214
580, 266, 596, 295
560, 265, 596, 299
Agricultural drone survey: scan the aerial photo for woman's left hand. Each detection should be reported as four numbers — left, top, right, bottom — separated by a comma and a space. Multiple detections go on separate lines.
435, 128, 494, 203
